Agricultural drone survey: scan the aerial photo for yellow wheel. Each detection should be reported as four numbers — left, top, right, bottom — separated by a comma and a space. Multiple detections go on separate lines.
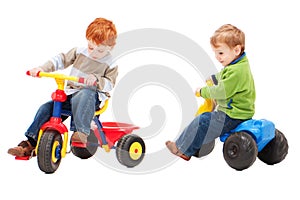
129, 142, 143, 160
116, 134, 145, 168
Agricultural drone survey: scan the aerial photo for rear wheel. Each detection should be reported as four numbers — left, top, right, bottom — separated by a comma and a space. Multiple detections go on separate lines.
258, 129, 288, 165
71, 129, 98, 159
37, 130, 63, 174
116, 134, 145, 168
223, 132, 257, 171
194, 139, 215, 158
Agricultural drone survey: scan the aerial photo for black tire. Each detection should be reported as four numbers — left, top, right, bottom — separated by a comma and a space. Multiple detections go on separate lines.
223, 132, 258, 171
71, 129, 98, 159
194, 139, 215, 158
37, 130, 63, 174
258, 129, 288, 165
116, 134, 145, 168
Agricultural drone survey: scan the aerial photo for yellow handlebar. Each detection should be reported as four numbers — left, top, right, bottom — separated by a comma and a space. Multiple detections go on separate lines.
195, 79, 215, 116
28, 71, 110, 114
37, 71, 81, 82
29, 71, 82, 90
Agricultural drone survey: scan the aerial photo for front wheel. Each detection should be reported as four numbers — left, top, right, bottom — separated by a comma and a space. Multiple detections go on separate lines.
116, 134, 145, 168
223, 132, 258, 171
37, 130, 63, 174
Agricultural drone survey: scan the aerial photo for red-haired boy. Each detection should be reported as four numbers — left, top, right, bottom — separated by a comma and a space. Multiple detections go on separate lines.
8, 18, 118, 157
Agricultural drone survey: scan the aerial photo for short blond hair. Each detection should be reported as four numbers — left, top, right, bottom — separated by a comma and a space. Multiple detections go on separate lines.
210, 24, 245, 53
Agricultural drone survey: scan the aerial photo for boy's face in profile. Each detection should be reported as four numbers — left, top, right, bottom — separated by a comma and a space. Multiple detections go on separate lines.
212, 43, 241, 67
87, 40, 112, 60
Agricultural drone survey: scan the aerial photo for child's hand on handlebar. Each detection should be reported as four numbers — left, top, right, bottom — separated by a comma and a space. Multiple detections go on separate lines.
27, 67, 43, 77
85, 74, 98, 86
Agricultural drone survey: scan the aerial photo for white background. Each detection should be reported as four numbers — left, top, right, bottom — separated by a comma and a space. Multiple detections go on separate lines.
0, 0, 299, 199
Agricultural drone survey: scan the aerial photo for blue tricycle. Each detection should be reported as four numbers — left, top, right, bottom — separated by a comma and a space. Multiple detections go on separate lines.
194, 90, 288, 171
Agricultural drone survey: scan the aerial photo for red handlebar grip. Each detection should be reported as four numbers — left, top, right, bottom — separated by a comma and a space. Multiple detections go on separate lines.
78, 77, 85, 84
26, 70, 41, 77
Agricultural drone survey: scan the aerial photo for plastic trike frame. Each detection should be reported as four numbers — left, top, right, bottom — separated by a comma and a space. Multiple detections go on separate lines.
194, 81, 288, 171
16, 71, 146, 174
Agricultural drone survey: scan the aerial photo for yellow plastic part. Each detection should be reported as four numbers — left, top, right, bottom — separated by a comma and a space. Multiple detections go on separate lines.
195, 79, 215, 116
38, 72, 79, 82
129, 142, 143, 160
95, 99, 109, 116
102, 144, 110, 152
195, 99, 215, 116
195, 90, 201, 97
206, 79, 214, 87
61, 132, 68, 158
35, 129, 44, 155
38, 72, 80, 90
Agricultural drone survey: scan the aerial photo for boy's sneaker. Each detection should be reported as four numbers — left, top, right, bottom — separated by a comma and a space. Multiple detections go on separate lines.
7, 140, 35, 157
71, 132, 88, 144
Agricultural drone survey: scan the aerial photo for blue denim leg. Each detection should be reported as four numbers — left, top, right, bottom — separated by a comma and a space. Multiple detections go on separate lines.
25, 98, 72, 141
25, 88, 99, 142
176, 111, 244, 157
71, 87, 98, 136
25, 101, 54, 141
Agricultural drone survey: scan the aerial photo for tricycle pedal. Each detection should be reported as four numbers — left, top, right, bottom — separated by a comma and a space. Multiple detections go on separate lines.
15, 156, 31, 160
71, 142, 87, 148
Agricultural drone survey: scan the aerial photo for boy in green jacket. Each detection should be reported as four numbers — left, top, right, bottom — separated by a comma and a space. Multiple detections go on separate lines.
166, 24, 255, 161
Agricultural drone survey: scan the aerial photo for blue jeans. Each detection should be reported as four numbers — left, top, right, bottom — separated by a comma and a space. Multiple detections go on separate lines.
176, 111, 245, 157
25, 87, 100, 143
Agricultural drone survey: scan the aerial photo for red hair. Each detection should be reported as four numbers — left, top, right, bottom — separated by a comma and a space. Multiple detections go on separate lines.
86, 17, 117, 46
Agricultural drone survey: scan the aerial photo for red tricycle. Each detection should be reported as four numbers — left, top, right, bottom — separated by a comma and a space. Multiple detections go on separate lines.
16, 71, 146, 174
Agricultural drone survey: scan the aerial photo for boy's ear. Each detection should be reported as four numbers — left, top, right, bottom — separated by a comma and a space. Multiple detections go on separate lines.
234, 45, 242, 56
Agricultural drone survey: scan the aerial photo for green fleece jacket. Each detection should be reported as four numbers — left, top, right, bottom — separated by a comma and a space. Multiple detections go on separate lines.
200, 53, 255, 119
